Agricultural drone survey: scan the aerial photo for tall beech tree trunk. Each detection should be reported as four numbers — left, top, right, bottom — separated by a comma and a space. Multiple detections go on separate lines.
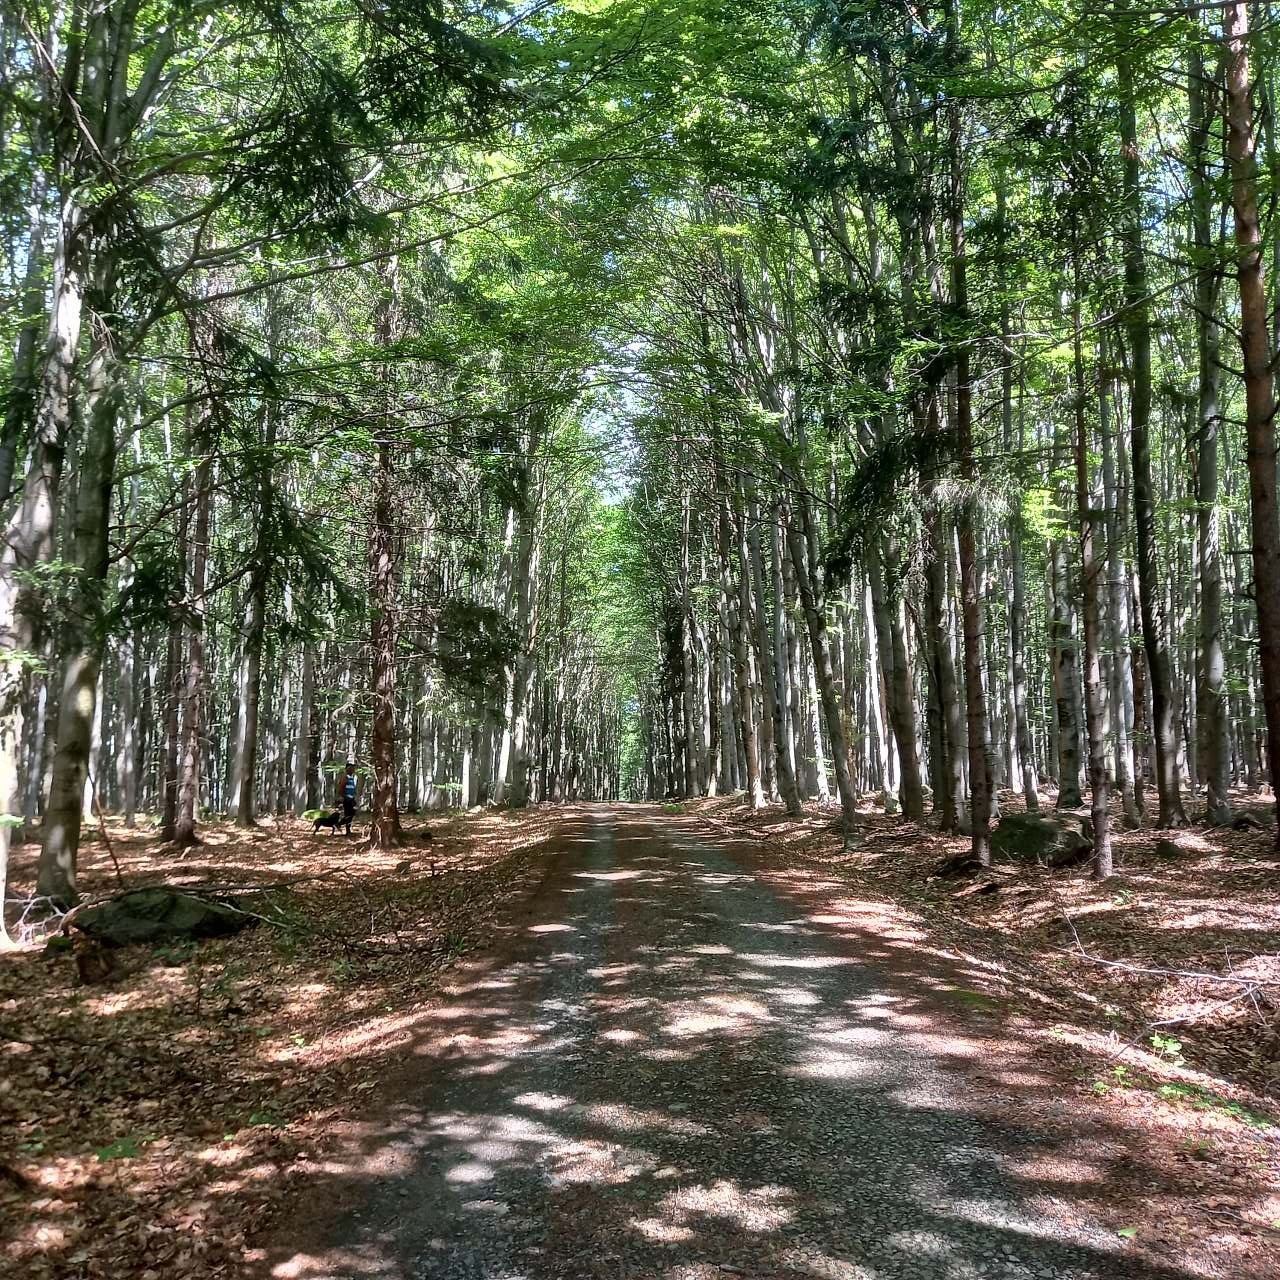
174, 439, 212, 847
0, 199, 84, 937
37, 343, 119, 905
175, 360, 215, 844
924, 506, 964, 831
748, 491, 801, 814
1101, 370, 1141, 823
871, 534, 924, 819
368, 433, 402, 845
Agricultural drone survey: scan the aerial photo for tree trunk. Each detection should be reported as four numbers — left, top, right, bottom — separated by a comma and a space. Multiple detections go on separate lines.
174, 447, 212, 847
1073, 262, 1113, 878
1224, 0, 1280, 833
0, 200, 84, 938
369, 434, 402, 846
748, 493, 801, 814
37, 344, 119, 906
1188, 36, 1231, 825
1118, 24, 1188, 827
785, 494, 859, 835
946, 0, 992, 862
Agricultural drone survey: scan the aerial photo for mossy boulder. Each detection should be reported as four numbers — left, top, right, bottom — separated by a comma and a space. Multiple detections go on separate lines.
990, 811, 1092, 868
73, 888, 250, 947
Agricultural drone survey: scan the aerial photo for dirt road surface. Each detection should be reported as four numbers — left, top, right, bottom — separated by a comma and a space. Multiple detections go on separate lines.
259, 806, 1209, 1280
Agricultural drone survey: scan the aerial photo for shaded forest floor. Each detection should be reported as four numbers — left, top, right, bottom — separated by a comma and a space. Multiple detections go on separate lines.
1, 794, 1278, 1278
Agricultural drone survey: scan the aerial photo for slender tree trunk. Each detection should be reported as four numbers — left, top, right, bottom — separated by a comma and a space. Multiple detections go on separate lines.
1224, 1, 1280, 832
174, 445, 211, 847
871, 535, 924, 818
0, 201, 84, 938
748, 492, 801, 813
1118, 23, 1188, 827
946, 0, 992, 861
1101, 369, 1140, 823
924, 508, 964, 831
1073, 262, 1113, 878
1050, 534, 1084, 808
1188, 37, 1231, 825
369, 434, 402, 845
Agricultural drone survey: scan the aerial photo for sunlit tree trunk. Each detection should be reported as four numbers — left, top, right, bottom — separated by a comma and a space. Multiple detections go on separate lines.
37, 341, 120, 905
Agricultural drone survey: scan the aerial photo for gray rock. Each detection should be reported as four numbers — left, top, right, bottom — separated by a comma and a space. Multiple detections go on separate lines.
73, 887, 250, 946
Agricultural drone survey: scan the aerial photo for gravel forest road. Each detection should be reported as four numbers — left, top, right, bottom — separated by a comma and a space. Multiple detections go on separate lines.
264, 806, 1200, 1280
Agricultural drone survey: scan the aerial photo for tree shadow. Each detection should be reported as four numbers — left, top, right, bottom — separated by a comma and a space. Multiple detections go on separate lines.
251, 807, 1260, 1280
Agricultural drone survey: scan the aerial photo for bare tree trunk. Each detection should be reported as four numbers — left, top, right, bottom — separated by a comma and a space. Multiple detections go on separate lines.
37, 343, 119, 905
369, 432, 402, 845
1100, 369, 1140, 823
785, 493, 859, 835
1225, 0, 1280, 833
748, 492, 801, 814
1050, 530, 1084, 808
1073, 262, 1113, 878
946, 2, 992, 861
727, 524, 764, 808
293, 642, 313, 813
1187, 35, 1231, 825
1118, 23, 1188, 827
924, 508, 964, 831
174, 445, 211, 847
0, 199, 84, 938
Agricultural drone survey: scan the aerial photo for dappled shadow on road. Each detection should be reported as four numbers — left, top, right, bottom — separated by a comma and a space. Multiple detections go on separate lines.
254, 807, 1255, 1280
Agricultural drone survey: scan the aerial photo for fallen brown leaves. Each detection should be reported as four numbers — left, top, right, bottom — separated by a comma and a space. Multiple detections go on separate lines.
0, 807, 564, 1279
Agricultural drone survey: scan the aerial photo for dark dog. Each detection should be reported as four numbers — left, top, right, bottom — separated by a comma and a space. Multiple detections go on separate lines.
312, 810, 344, 834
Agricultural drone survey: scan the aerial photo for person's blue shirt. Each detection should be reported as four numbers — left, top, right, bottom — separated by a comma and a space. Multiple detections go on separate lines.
343, 774, 357, 802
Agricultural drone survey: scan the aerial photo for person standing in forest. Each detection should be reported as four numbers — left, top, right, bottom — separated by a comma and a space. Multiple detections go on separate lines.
339, 760, 359, 837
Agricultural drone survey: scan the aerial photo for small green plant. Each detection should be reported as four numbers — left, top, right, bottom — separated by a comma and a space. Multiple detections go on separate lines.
1150, 1033, 1185, 1066
96, 1135, 154, 1161
1092, 1063, 1130, 1095
1110, 887, 1135, 908
1158, 1082, 1275, 1129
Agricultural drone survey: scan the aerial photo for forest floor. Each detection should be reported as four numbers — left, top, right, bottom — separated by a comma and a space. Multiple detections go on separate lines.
0, 807, 569, 1278
0, 796, 1277, 1280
